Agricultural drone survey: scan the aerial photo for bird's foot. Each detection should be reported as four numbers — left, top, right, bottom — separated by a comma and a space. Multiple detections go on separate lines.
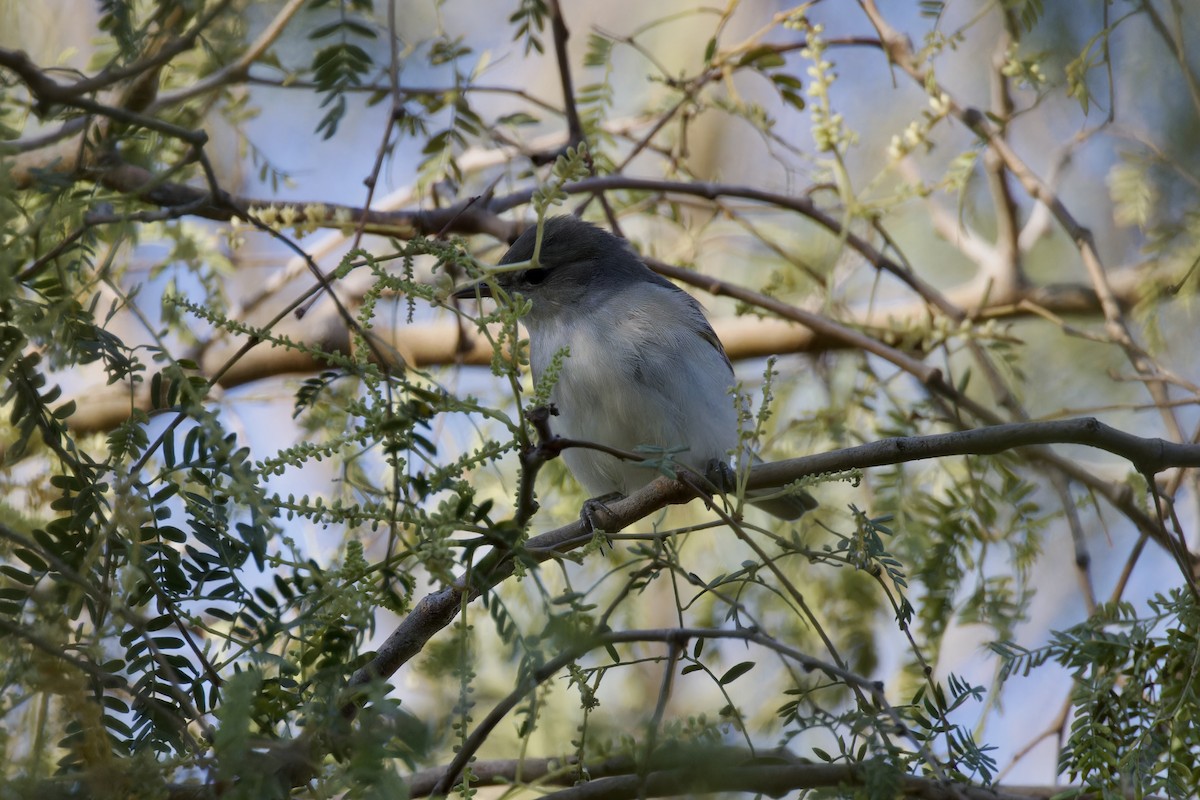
580, 492, 624, 536
704, 459, 737, 493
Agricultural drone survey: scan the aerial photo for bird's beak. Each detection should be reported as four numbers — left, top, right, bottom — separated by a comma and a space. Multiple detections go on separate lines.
451, 281, 492, 300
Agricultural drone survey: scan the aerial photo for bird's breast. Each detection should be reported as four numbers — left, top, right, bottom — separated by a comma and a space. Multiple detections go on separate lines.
526, 312, 738, 496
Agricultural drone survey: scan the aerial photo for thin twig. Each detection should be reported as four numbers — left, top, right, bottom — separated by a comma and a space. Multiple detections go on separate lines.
547, 0, 584, 147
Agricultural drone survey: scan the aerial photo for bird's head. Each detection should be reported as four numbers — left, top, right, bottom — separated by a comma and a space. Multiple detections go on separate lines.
452, 216, 651, 317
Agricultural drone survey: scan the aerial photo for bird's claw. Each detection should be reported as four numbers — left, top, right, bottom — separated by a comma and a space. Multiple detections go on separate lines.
580, 492, 623, 539
704, 459, 737, 493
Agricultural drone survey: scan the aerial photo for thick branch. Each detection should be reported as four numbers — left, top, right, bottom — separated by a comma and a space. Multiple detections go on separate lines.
748, 418, 1200, 489
351, 418, 1198, 706
530, 764, 1094, 800
405, 754, 1159, 800
754, 418, 1194, 570
28, 243, 1159, 458
45, 260, 1161, 442
32, 750, 1158, 800
0, 48, 208, 146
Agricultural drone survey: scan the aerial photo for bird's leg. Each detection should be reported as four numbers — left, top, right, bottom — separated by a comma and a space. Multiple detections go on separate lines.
703, 459, 737, 494
580, 492, 624, 534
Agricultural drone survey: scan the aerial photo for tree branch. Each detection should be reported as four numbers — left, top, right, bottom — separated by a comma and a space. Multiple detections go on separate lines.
405, 753, 1163, 800
547, 0, 584, 148
148, 0, 307, 110
529, 764, 1111, 800
41, 256, 1160, 445
858, 0, 1191, 486
348, 417, 1199, 723
0, 48, 207, 146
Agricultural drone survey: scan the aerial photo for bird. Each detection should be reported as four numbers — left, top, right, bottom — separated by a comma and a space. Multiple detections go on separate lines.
453, 215, 815, 521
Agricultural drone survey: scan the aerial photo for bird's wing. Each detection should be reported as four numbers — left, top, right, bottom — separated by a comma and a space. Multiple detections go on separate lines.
693, 314, 733, 374
648, 279, 733, 375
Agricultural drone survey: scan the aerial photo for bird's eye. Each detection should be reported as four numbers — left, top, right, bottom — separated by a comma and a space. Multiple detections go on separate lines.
524, 267, 549, 285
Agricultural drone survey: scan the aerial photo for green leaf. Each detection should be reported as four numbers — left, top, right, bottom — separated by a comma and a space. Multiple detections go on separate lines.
719, 660, 755, 685
14, 548, 48, 572
52, 399, 76, 419
739, 46, 785, 69
497, 112, 539, 127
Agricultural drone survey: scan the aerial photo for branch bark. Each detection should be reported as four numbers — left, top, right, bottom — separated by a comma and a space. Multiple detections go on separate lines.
350, 418, 1199, 713
46, 259, 1159, 442
404, 754, 1163, 800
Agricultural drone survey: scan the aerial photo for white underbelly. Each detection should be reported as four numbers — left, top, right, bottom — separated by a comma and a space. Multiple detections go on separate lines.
532, 320, 738, 497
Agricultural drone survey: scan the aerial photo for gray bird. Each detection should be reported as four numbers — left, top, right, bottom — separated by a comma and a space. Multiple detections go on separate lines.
454, 215, 815, 520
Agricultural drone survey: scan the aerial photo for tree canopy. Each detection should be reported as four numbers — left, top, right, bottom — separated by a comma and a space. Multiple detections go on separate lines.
2, 1, 1199, 798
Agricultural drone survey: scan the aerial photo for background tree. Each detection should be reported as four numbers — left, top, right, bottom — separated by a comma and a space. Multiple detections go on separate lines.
2, 1, 1199, 798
